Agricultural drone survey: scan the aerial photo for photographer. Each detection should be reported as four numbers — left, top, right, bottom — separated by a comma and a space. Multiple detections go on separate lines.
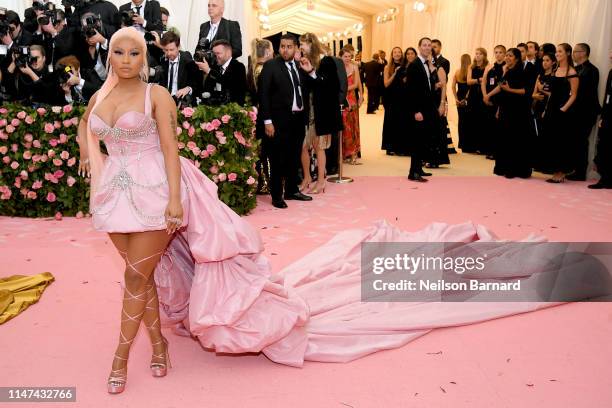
24, 1, 56, 34
157, 31, 200, 107
5, 45, 63, 105
31, 9, 78, 67
1, 11, 33, 50
119, 0, 163, 33
195, 0, 242, 59
199, 39, 246, 105
65, 0, 119, 38
77, 12, 109, 88
55, 55, 97, 104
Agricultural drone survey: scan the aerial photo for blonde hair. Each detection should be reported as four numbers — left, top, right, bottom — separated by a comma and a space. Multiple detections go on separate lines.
250, 38, 272, 89
472, 47, 489, 69
458, 54, 471, 82
86, 27, 149, 209
299, 32, 325, 70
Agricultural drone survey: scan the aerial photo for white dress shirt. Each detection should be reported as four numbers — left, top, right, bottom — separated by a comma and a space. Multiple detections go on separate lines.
207, 21, 220, 42
167, 53, 180, 95
418, 54, 431, 90
131, 1, 147, 29
94, 40, 108, 81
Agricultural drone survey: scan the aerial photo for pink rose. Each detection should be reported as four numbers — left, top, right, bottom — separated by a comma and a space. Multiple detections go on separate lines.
32, 181, 43, 190
11, 144, 18, 152
33, 140, 41, 148
200, 150, 209, 158
221, 114, 231, 124
27, 165, 35, 173
188, 126, 196, 137
215, 131, 224, 138
48, 149, 56, 158
211, 119, 221, 130
59, 134, 68, 143
0, 131, 8, 140
249, 111, 257, 122
187, 141, 197, 150
63, 120, 72, 128
76, 211, 84, 219
46, 192, 56, 202
0, 108, 7, 114
17, 111, 26, 119
212, 175, 219, 183
53, 170, 65, 179
247, 176, 256, 185
13, 178, 21, 188
10, 161, 19, 170
54, 121, 61, 129
32, 155, 41, 163
24, 134, 33, 142
6, 125, 15, 133
71, 117, 79, 126
63, 105, 72, 113
23, 151, 32, 160
55, 212, 63, 220
60, 151, 69, 160
20, 170, 28, 180
206, 144, 216, 154
183, 121, 190, 130
11, 119, 21, 127
0, 119, 6, 127
67, 176, 76, 187
52, 106, 61, 114
192, 147, 201, 156
67, 157, 76, 167
194, 160, 201, 168
209, 165, 219, 174
36, 107, 47, 115
218, 173, 227, 182
44, 123, 55, 133
252, 106, 258, 115
0, 146, 7, 154
176, 127, 182, 136
27, 191, 37, 199
182, 107, 195, 118
3, 156, 11, 164
228, 173, 237, 182
177, 142, 185, 149
0, 186, 11, 200
25, 115, 34, 125
24, 142, 32, 149
53, 158, 63, 166
205, 122, 215, 132
40, 155, 48, 163
234, 131, 246, 145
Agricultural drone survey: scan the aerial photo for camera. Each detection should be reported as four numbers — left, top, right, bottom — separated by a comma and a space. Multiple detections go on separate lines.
173, 94, 193, 110
144, 31, 156, 44
13, 46, 34, 68
37, 7, 58, 26
201, 89, 230, 107
82, 14, 100, 37
57, 63, 74, 84
120, 10, 136, 27
196, 38, 216, 66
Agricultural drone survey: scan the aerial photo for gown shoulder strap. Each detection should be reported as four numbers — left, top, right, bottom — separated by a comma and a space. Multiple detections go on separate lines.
145, 83, 153, 117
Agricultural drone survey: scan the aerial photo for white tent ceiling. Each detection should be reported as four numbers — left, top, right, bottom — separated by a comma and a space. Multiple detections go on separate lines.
262, 0, 402, 35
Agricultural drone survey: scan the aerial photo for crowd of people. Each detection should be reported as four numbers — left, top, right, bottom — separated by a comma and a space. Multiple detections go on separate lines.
0, 1, 609, 193
0, 0, 247, 108
368, 38, 610, 188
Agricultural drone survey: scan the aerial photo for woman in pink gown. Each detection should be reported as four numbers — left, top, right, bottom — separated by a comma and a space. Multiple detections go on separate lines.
79, 28, 579, 396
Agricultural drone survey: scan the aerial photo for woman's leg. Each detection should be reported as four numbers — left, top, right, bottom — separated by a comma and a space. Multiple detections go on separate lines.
300, 144, 312, 191
108, 230, 172, 386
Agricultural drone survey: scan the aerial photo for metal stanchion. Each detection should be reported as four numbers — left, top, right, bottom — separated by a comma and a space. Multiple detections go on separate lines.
327, 105, 354, 184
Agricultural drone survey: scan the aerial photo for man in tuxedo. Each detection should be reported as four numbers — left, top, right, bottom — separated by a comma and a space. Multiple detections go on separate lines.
158, 31, 200, 105
199, 39, 247, 105
431, 39, 450, 76
571, 43, 601, 181
195, 0, 242, 59
526, 41, 543, 74
65, 0, 119, 39
364, 53, 383, 113
119, 0, 163, 33
405, 37, 438, 182
589, 52, 611, 189
258, 34, 313, 208
75, 12, 111, 94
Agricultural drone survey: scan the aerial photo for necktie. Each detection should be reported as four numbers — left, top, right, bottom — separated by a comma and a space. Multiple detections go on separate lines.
169, 61, 176, 94
135, 6, 141, 15
423, 60, 431, 90
288, 62, 303, 109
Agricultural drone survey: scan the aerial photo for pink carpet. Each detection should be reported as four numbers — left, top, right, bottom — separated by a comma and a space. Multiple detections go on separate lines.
2, 176, 612, 407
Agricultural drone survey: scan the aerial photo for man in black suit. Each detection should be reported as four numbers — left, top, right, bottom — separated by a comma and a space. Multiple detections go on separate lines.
571, 43, 602, 181
364, 53, 383, 113
119, 0, 163, 33
65, 0, 119, 39
258, 34, 313, 208
431, 39, 450, 76
158, 31, 200, 105
199, 39, 247, 105
589, 53, 611, 189
406, 37, 438, 182
195, 0, 242, 59
326, 50, 348, 175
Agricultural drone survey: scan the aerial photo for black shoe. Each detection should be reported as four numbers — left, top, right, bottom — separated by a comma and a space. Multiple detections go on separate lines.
272, 199, 288, 208
284, 192, 313, 201
386, 151, 395, 156
425, 163, 439, 169
588, 181, 612, 189
486, 155, 495, 160
408, 174, 428, 182
420, 171, 433, 177
566, 174, 586, 181
505, 174, 515, 179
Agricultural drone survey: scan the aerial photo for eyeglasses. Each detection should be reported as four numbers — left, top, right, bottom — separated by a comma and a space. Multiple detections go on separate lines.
573, 50, 586, 53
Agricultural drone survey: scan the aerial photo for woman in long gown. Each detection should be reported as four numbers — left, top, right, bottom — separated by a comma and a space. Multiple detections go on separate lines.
464, 48, 488, 153
380, 47, 407, 156
453, 54, 471, 152
78, 29, 582, 391
488, 48, 533, 178
426, 59, 451, 167
340, 46, 363, 165
482, 45, 506, 160
531, 52, 556, 173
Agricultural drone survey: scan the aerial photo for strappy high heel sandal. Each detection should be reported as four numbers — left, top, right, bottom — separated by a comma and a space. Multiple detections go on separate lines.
107, 355, 128, 394
150, 335, 172, 377
308, 180, 326, 194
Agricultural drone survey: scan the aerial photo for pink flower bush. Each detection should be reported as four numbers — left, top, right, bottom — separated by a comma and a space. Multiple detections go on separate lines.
247, 176, 256, 185
23, 151, 32, 160
33, 140, 41, 148
0, 146, 7, 154
46, 192, 56, 202
221, 114, 231, 124
32, 181, 43, 190
10, 161, 19, 170
63, 105, 73, 113
59, 134, 68, 143
182, 107, 195, 118
24, 134, 33, 142
25, 115, 34, 125
234, 131, 246, 145
67, 176, 76, 187
211, 119, 222, 129
44, 123, 55, 133
218, 173, 227, 182
6, 125, 15, 133
67, 157, 76, 167
60, 151, 70, 160
55, 212, 62, 220
228, 173, 237, 182
36, 107, 47, 115
53, 158, 63, 166
27, 191, 37, 199
11, 119, 21, 127
17, 111, 26, 119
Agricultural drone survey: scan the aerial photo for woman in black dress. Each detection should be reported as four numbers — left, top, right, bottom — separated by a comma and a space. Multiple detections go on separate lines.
488, 48, 533, 179
464, 47, 488, 153
426, 58, 451, 167
539, 43, 579, 183
452, 54, 471, 156
531, 52, 556, 173
381, 47, 408, 155
482, 45, 506, 160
